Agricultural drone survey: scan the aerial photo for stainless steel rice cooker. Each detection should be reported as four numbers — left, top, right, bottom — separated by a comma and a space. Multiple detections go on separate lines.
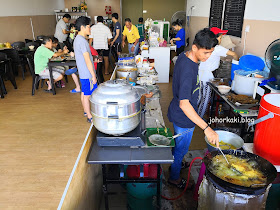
89, 80, 141, 135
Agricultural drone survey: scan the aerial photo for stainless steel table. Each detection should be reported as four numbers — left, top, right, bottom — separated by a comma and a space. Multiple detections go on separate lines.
208, 82, 259, 117
88, 140, 173, 210
88, 98, 173, 210
208, 82, 259, 136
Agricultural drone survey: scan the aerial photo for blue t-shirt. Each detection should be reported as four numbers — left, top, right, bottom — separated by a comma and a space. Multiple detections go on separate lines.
113, 22, 122, 44
175, 28, 185, 48
167, 52, 200, 128
73, 35, 95, 79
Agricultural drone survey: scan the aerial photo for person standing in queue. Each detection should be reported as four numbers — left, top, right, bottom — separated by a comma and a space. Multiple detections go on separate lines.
74, 16, 98, 123
167, 28, 219, 189
170, 19, 186, 56
110, 13, 122, 57
89, 16, 112, 78
122, 18, 140, 56
136, 17, 145, 43
54, 14, 71, 49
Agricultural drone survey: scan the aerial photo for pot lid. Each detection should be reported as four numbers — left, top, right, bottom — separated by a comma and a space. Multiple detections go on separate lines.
90, 80, 140, 105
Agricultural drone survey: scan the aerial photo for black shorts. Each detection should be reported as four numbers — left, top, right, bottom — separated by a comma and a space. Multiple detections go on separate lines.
97, 49, 109, 57
113, 42, 122, 53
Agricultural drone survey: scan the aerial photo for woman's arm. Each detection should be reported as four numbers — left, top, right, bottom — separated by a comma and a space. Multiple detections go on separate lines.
171, 37, 181, 41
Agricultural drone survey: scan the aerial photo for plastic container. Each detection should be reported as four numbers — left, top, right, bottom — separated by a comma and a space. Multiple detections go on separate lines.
253, 93, 280, 165
127, 194, 155, 210
239, 55, 265, 72
231, 70, 268, 96
231, 59, 240, 81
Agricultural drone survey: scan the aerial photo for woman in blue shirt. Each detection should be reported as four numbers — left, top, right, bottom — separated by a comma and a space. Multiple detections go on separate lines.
170, 19, 185, 56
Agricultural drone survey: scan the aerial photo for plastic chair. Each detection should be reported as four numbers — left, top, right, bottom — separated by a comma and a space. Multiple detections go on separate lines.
25, 39, 33, 43
3, 49, 27, 80
0, 52, 17, 90
35, 40, 42, 46
36, 35, 45, 41
25, 42, 40, 49
0, 64, 7, 98
26, 54, 48, 95
11, 41, 25, 50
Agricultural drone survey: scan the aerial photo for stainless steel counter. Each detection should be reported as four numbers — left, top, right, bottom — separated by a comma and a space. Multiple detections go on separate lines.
87, 98, 173, 164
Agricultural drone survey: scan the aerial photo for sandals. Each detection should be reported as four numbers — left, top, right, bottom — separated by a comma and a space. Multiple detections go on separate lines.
44, 89, 53, 93
87, 117, 93, 123
168, 178, 194, 190
168, 178, 188, 189
84, 112, 87, 117
181, 161, 190, 169
70, 89, 81, 93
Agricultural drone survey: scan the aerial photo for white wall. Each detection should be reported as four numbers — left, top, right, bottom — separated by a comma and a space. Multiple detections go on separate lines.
0, 0, 65, 17
187, 0, 280, 21
244, 0, 280, 21
186, 0, 210, 17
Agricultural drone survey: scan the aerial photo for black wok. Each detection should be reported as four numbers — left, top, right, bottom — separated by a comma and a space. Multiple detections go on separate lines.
203, 149, 277, 195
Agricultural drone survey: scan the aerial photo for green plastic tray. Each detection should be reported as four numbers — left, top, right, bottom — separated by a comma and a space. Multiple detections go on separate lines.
146, 128, 175, 147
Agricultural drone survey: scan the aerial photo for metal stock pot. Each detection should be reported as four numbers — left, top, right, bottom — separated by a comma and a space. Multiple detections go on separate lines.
116, 65, 138, 82
89, 80, 141, 135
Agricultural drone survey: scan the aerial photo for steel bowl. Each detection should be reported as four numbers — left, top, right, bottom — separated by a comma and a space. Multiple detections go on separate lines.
116, 65, 138, 82
205, 130, 244, 152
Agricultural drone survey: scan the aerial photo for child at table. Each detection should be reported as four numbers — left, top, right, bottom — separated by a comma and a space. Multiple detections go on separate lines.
69, 23, 78, 44
51, 37, 80, 91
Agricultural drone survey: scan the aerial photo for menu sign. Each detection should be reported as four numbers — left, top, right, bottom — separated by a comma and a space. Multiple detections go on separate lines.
222, 0, 247, 37
209, 0, 225, 28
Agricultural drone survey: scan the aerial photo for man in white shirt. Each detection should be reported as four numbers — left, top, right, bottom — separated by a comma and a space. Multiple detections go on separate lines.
54, 14, 71, 49
89, 16, 112, 77
198, 27, 239, 118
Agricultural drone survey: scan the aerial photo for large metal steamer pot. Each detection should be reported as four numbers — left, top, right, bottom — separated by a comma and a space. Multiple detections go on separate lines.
116, 65, 138, 82
89, 80, 141, 135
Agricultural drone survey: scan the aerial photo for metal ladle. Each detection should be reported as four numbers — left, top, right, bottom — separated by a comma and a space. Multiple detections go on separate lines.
218, 148, 230, 165
149, 129, 192, 146
218, 148, 243, 174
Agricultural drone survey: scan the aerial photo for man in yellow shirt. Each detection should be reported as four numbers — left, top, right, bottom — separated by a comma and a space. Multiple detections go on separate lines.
122, 18, 140, 55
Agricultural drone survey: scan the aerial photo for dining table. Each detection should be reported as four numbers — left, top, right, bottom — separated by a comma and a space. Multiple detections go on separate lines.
48, 56, 76, 95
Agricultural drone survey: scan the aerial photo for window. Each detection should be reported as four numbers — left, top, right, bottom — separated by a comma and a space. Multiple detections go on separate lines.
209, 0, 247, 37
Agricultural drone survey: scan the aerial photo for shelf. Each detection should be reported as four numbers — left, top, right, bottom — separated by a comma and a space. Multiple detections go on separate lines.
55, 12, 88, 22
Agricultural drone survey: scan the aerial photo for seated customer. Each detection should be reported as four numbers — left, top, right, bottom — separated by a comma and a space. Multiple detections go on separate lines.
34, 36, 69, 92
51, 37, 67, 76
51, 37, 81, 93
